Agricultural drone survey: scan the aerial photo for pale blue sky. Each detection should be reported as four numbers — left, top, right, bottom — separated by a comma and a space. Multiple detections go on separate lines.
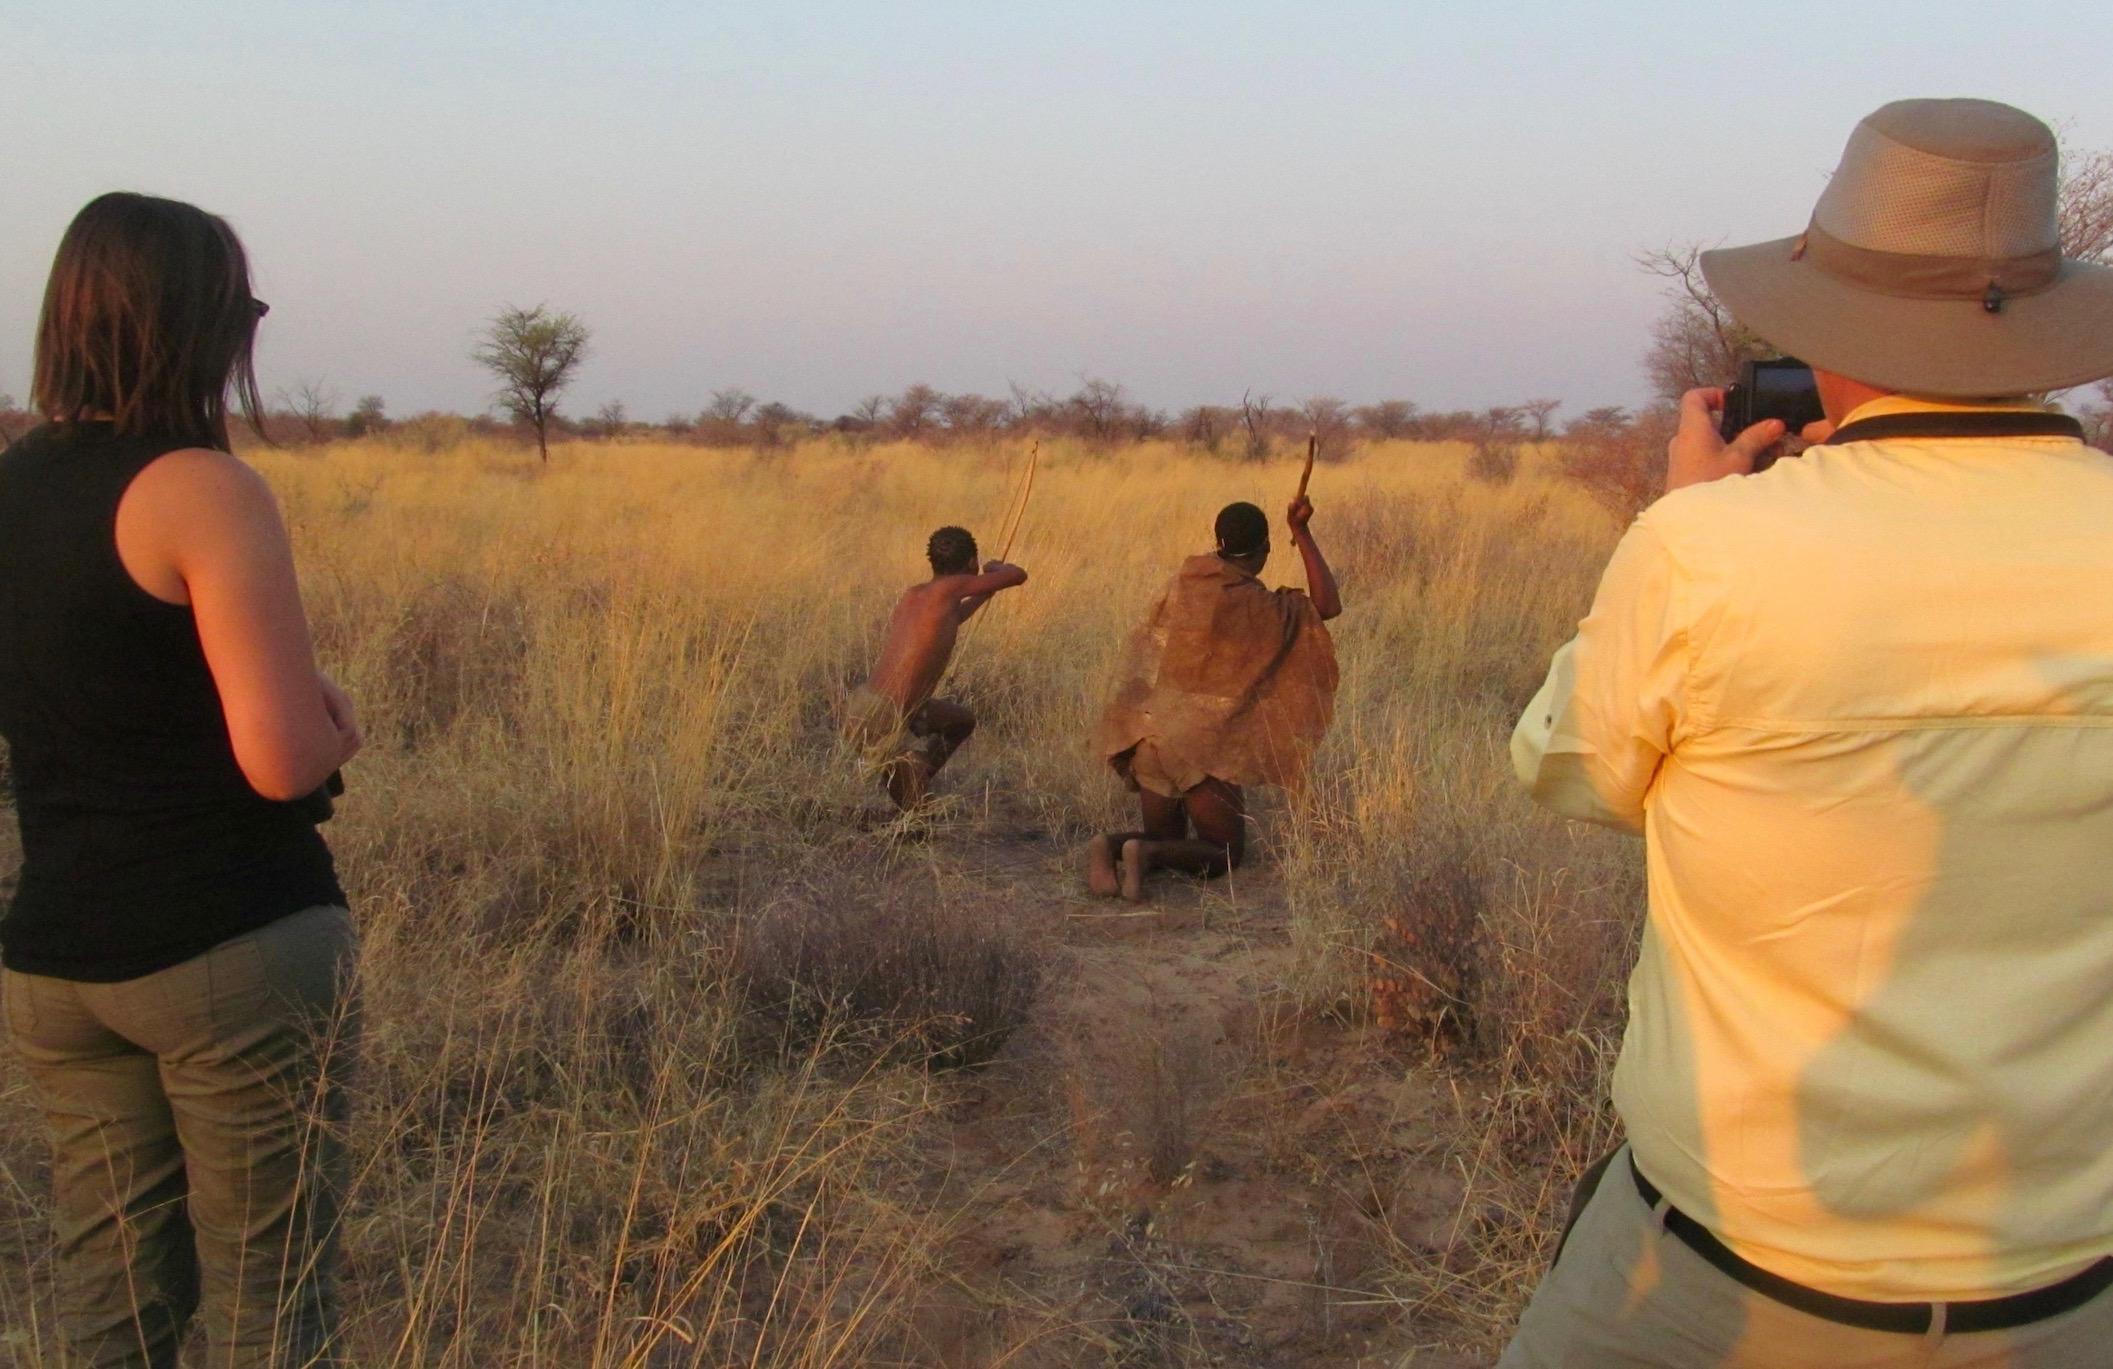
5, 2, 2109, 420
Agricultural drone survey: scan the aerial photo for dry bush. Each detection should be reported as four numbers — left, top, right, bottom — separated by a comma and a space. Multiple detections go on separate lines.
390, 411, 472, 453
1058, 1025, 1231, 1201
1467, 434, 1519, 484
1135, 1035, 1217, 1186
1363, 807, 1486, 1053
1561, 407, 1672, 520
737, 882, 1046, 1069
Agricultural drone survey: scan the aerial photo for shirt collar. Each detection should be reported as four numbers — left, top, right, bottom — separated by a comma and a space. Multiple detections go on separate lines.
1839, 393, 2054, 428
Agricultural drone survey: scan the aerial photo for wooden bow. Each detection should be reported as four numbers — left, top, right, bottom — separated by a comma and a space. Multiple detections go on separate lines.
994, 439, 1038, 563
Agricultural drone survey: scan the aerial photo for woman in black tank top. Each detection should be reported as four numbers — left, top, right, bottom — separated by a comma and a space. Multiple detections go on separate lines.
0, 193, 362, 1363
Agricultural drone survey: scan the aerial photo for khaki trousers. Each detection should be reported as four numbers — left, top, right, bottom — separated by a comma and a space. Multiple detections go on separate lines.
3, 905, 359, 1367
1498, 1145, 2113, 1368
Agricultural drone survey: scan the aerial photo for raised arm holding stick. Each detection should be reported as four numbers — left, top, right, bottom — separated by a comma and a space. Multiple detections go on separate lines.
1085, 449, 1344, 899
1289, 432, 1338, 617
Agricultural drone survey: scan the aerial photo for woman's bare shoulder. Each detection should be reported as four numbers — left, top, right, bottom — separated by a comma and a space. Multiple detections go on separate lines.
127, 446, 278, 514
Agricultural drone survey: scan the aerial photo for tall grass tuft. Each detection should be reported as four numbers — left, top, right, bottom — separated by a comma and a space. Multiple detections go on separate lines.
737, 878, 1047, 1070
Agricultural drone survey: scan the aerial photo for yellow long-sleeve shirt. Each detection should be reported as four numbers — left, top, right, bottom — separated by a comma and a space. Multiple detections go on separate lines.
1514, 395, 2113, 1301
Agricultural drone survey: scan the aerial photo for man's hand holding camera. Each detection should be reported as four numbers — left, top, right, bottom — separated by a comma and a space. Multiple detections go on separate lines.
1664, 386, 1839, 496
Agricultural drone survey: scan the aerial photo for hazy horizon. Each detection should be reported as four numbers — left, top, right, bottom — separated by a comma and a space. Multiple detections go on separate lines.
6, 2, 2110, 423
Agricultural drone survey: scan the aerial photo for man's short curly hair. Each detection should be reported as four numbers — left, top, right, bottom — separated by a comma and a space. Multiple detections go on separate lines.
1214, 502, 1270, 558
927, 525, 978, 574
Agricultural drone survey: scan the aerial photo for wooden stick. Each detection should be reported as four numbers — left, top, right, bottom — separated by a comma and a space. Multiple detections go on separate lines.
1297, 431, 1316, 500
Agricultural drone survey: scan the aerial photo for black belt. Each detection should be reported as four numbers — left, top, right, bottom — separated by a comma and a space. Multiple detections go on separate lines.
1628, 1155, 2113, 1335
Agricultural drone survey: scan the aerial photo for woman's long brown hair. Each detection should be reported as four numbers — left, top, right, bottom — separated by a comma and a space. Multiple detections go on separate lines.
31, 192, 265, 450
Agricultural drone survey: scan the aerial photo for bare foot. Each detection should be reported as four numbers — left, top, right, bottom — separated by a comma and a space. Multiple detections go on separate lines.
1086, 835, 1120, 897
884, 757, 935, 811
1120, 838, 1148, 902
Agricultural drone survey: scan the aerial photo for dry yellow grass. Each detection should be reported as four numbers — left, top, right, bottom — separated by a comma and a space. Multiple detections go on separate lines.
0, 432, 1645, 1365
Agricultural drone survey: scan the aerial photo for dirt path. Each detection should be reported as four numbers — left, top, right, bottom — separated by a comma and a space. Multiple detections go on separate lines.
897, 814, 1485, 1367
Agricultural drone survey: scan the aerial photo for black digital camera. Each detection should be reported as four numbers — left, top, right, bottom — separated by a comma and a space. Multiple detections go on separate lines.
1719, 358, 1825, 471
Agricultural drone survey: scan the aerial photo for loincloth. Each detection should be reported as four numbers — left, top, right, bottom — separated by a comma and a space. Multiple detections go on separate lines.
844, 685, 947, 769
1095, 554, 1338, 796
1109, 740, 1224, 800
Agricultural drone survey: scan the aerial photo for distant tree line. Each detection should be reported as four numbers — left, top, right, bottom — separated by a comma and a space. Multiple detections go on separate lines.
632, 380, 1583, 458
25, 133, 2110, 477
240, 371, 1594, 459
20, 370, 2112, 517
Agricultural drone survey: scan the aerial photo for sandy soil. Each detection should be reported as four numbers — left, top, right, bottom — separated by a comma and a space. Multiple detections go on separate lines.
885, 804, 1488, 1367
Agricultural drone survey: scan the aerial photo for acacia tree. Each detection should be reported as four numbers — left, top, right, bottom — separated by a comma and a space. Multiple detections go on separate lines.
1353, 399, 1418, 439
346, 394, 387, 437
1066, 378, 1128, 447
1006, 382, 1053, 431
1635, 244, 1771, 400
1299, 395, 1353, 461
1237, 390, 1274, 462
751, 401, 809, 449
1468, 406, 1526, 484
704, 387, 756, 424
695, 387, 756, 445
1519, 397, 1563, 442
940, 392, 1007, 441
889, 384, 943, 439
1179, 405, 1227, 453
472, 304, 589, 462
1568, 405, 1632, 434
2056, 136, 2113, 265
278, 378, 339, 443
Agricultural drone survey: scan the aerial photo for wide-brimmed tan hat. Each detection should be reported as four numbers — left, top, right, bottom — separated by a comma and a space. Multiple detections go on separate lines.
1701, 98, 2113, 397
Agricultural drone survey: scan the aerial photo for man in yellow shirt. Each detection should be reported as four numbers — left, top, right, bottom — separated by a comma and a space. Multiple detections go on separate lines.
1502, 100, 2113, 1366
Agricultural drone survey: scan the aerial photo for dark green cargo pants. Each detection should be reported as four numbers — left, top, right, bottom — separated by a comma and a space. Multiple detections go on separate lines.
4, 905, 358, 1367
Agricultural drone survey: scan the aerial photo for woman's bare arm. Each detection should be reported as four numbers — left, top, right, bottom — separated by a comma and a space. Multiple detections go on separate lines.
117, 449, 359, 800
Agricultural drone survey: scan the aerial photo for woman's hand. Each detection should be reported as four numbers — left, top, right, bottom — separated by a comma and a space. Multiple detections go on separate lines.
319, 673, 363, 765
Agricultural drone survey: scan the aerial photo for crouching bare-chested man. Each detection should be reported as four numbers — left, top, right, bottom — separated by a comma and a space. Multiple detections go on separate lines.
845, 525, 1027, 809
